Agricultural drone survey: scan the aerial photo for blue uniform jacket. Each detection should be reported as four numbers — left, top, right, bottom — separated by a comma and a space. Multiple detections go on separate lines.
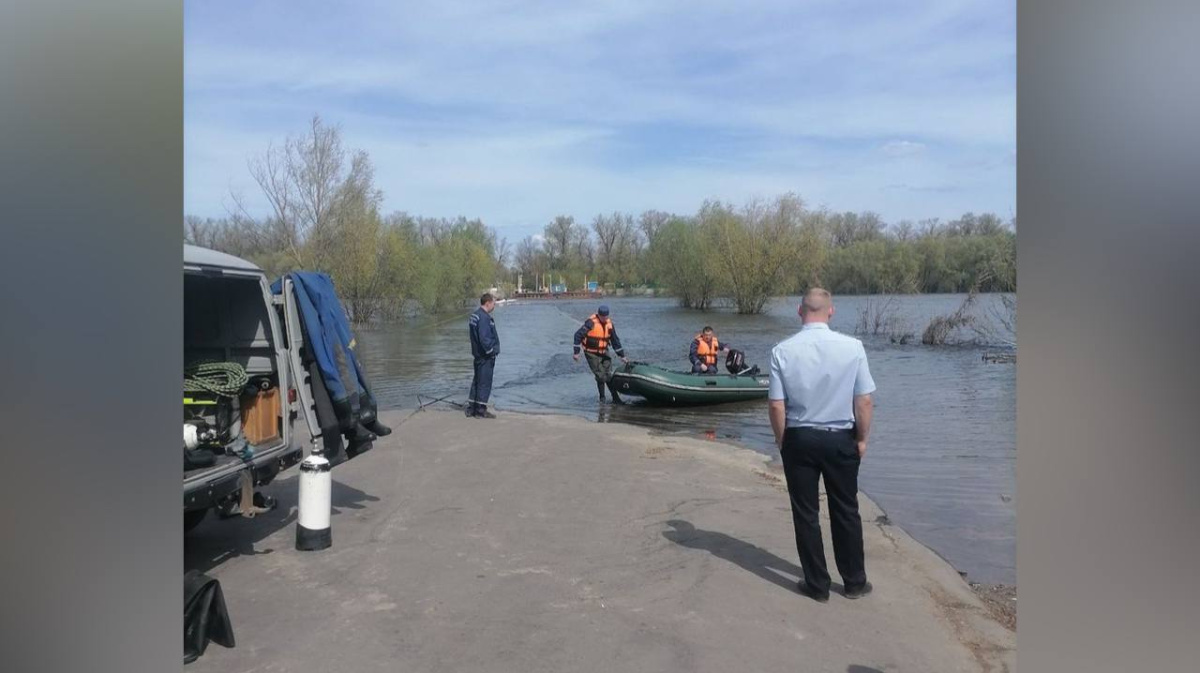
469, 307, 500, 359
573, 318, 625, 357
690, 337, 731, 367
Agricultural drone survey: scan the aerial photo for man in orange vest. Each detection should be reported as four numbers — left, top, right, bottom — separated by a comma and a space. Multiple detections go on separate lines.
690, 326, 730, 374
573, 305, 629, 403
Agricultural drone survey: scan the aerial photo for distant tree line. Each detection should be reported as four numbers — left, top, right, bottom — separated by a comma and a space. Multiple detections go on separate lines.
185, 116, 1015, 321
515, 197, 1014, 314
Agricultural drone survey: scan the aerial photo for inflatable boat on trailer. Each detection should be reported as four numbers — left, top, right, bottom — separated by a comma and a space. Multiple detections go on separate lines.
611, 362, 770, 405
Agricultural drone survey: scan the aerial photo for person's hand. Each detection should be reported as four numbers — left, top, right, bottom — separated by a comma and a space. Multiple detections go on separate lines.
700, 364, 708, 372
620, 356, 629, 364
573, 353, 581, 363
856, 440, 868, 458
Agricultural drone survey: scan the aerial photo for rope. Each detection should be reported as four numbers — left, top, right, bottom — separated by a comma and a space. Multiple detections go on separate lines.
372, 393, 462, 434
184, 361, 249, 398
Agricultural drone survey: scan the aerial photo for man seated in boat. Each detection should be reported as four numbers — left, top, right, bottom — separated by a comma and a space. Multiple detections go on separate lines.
690, 326, 731, 375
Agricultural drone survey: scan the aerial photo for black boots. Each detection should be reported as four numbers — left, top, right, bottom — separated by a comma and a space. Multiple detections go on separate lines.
359, 392, 392, 436
345, 424, 376, 459
597, 380, 624, 404
466, 402, 497, 419
607, 380, 625, 405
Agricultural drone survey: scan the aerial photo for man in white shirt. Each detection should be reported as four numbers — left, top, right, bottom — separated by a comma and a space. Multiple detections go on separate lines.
768, 289, 876, 602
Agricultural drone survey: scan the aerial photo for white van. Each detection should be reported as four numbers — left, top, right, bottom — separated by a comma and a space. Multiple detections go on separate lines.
183, 245, 343, 532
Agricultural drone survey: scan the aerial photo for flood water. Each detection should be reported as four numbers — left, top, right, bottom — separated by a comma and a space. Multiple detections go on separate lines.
355, 294, 1016, 585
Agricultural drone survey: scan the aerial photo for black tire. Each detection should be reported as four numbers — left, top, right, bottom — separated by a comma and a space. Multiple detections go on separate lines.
183, 508, 208, 533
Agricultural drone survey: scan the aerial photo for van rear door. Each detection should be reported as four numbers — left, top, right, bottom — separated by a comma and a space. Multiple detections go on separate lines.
278, 277, 323, 456
277, 276, 372, 465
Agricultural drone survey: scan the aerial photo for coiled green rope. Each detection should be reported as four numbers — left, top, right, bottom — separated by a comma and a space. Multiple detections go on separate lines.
184, 361, 248, 398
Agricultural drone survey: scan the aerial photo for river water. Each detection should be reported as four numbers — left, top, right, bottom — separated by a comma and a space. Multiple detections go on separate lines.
355, 294, 1016, 585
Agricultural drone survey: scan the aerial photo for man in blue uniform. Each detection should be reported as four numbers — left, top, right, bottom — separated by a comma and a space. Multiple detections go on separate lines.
467, 293, 500, 419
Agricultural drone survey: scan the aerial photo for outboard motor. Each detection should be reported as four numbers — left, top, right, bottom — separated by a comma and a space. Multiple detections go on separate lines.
725, 349, 761, 376
726, 349, 747, 374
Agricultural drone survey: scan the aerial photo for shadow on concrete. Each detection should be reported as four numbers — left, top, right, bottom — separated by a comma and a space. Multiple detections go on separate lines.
847, 666, 887, 673
662, 519, 844, 595
184, 474, 379, 575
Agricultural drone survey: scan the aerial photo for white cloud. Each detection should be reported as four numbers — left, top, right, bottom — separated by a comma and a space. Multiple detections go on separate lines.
881, 140, 929, 157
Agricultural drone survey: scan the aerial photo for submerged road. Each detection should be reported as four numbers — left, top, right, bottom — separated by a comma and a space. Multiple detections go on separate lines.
184, 409, 1014, 673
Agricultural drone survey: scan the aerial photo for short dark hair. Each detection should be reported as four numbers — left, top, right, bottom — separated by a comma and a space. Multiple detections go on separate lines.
702, 326, 713, 333
480, 293, 495, 305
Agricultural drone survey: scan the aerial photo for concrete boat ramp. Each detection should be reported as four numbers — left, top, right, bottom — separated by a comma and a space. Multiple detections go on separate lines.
185, 409, 1015, 673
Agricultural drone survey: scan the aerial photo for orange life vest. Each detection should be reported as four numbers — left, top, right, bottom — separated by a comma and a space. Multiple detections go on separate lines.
583, 315, 613, 353
694, 334, 720, 365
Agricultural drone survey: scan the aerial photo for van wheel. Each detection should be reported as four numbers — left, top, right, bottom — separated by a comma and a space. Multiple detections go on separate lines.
184, 509, 208, 533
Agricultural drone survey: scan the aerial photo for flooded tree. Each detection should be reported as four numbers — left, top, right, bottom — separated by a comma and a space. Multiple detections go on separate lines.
921, 291, 978, 345
973, 294, 1017, 349
320, 151, 385, 322
707, 194, 824, 314
646, 216, 722, 309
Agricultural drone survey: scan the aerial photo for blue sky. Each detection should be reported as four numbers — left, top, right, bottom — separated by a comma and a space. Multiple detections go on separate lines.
185, 0, 1015, 242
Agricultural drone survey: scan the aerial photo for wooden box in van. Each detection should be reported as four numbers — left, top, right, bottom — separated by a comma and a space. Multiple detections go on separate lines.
240, 388, 281, 445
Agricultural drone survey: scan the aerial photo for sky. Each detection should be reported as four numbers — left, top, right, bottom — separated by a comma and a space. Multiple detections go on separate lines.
185, 0, 1015, 243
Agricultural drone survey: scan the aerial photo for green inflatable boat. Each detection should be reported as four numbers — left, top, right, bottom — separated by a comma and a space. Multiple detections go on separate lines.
610, 362, 771, 406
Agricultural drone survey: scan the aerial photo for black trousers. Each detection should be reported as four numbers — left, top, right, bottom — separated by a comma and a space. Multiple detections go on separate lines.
469, 356, 496, 414
779, 426, 867, 594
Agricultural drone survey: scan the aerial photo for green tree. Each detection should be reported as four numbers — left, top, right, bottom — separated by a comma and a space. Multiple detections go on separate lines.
646, 216, 721, 309
708, 194, 822, 314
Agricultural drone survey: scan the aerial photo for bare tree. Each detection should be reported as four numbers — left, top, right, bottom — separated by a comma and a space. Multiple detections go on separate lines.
592, 213, 620, 270
592, 212, 638, 284
248, 141, 301, 267
290, 117, 348, 259
828, 211, 887, 247
972, 294, 1017, 348
514, 235, 548, 285
494, 237, 512, 278
855, 295, 915, 343
246, 115, 354, 270
572, 226, 595, 272
638, 209, 672, 244
922, 290, 978, 345
918, 217, 942, 238
543, 215, 576, 270
612, 213, 639, 285
184, 215, 209, 247
892, 220, 915, 242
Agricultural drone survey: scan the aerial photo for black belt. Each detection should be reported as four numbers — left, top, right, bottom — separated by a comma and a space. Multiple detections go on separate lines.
792, 425, 854, 433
